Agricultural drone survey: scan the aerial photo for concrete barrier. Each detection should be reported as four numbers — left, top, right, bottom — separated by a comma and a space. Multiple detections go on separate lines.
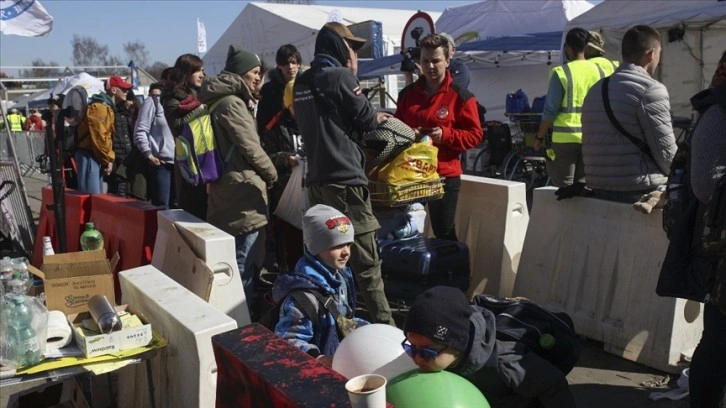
152, 209, 251, 326
118, 265, 237, 408
449, 175, 529, 298
513, 187, 703, 373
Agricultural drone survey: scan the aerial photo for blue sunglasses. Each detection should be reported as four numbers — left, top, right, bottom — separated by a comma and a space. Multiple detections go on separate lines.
401, 339, 446, 361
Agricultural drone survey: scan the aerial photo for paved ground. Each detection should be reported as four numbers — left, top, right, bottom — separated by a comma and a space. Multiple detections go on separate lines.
16, 169, 691, 407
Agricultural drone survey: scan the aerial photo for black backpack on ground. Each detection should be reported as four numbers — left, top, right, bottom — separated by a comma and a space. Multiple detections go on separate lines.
472, 294, 581, 375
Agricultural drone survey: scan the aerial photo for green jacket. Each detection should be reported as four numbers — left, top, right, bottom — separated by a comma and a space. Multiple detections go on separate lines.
199, 71, 278, 235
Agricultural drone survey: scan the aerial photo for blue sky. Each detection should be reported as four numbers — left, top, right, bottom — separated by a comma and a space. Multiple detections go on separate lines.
0, 1, 476, 73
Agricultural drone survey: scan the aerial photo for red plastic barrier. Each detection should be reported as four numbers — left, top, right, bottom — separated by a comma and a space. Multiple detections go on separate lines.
89, 194, 161, 301
32, 187, 91, 267
212, 323, 352, 408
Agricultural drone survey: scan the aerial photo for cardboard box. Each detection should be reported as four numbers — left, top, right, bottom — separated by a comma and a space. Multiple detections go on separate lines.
27, 250, 119, 315
67, 305, 152, 358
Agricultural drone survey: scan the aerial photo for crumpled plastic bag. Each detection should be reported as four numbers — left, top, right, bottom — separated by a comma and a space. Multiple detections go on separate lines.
377, 142, 439, 185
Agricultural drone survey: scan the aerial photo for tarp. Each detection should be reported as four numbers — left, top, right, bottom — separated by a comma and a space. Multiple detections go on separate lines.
13, 73, 105, 110
436, 0, 594, 42
203, 2, 441, 76
358, 31, 563, 79
563, 0, 726, 116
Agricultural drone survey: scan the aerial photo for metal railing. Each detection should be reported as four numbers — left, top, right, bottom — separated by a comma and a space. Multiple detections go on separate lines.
0, 131, 46, 174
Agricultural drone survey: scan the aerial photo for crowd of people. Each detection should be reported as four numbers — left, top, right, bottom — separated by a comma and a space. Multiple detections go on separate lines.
8, 18, 723, 408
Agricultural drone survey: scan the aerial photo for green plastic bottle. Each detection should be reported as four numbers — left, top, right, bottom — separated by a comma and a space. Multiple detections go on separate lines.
80, 222, 104, 251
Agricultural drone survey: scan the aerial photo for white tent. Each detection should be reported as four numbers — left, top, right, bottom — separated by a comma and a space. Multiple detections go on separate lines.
563, 0, 726, 117
437, 0, 595, 41
203, 2, 441, 76
433, 0, 595, 121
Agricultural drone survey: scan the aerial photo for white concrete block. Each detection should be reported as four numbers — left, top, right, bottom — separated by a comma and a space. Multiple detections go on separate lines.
449, 175, 529, 298
119, 265, 237, 408
514, 187, 703, 373
152, 209, 251, 326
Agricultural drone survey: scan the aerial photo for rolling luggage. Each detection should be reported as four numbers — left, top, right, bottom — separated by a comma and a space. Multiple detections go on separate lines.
380, 237, 470, 300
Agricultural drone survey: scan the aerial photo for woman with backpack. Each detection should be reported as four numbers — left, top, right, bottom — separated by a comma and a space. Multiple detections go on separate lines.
403, 286, 576, 408
162, 53, 207, 218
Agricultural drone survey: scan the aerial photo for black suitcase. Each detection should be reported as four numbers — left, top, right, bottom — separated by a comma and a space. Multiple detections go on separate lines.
380, 237, 470, 300
486, 121, 512, 167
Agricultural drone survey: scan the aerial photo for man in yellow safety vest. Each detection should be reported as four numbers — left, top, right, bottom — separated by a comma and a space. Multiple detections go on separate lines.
534, 28, 604, 187
7, 108, 26, 132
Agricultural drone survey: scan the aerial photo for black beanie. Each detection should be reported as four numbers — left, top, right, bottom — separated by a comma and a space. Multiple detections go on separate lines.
404, 286, 473, 352
225, 45, 260, 75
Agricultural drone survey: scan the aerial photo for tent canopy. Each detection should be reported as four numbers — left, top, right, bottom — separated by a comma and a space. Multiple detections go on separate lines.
563, 0, 726, 116
358, 31, 564, 79
436, 0, 594, 42
203, 2, 441, 75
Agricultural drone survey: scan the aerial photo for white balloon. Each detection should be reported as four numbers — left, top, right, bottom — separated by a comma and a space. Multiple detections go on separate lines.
332, 324, 417, 381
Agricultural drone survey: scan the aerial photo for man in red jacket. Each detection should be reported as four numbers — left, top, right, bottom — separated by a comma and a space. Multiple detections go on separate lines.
395, 34, 483, 241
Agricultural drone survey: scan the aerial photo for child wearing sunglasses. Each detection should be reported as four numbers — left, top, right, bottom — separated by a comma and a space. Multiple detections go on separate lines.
272, 205, 369, 367
403, 286, 575, 408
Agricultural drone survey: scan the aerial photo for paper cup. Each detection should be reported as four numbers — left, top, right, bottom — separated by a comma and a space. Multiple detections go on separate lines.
345, 373, 387, 408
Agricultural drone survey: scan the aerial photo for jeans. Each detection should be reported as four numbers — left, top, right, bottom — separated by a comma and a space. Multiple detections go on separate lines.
147, 162, 173, 208
235, 228, 264, 306
689, 303, 726, 407
428, 176, 461, 241
74, 150, 103, 194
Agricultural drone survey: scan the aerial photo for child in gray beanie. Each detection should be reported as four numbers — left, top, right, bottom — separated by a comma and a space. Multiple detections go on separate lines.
271, 204, 369, 366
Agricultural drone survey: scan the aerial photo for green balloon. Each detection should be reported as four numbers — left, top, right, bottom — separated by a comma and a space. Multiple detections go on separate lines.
386, 370, 491, 408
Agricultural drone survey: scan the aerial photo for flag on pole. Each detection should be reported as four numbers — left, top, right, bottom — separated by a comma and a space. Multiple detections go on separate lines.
128, 61, 140, 90
197, 18, 207, 54
0, 0, 54, 37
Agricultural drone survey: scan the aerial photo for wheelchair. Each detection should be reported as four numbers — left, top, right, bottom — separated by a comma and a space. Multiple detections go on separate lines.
500, 113, 550, 191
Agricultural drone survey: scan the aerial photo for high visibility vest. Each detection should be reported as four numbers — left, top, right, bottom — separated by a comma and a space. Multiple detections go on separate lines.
590, 57, 620, 78
8, 113, 25, 132
550, 60, 604, 143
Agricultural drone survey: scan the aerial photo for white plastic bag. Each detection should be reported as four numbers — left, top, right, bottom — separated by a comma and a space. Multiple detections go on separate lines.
274, 157, 308, 229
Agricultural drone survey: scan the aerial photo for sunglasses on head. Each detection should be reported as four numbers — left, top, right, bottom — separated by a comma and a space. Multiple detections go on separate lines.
401, 339, 446, 361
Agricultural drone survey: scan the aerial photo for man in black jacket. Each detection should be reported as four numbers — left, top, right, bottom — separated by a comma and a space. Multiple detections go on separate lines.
257, 44, 301, 134
293, 22, 394, 325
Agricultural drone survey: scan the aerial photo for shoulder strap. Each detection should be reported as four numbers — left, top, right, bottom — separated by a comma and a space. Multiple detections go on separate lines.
288, 289, 344, 335
150, 95, 160, 130
207, 96, 236, 164
602, 77, 656, 163
289, 290, 321, 334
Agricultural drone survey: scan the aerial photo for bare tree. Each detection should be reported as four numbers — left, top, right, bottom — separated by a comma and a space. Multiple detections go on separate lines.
71, 35, 111, 66
123, 41, 150, 68
146, 62, 169, 82
266, 0, 315, 4
20, 59, 63, 79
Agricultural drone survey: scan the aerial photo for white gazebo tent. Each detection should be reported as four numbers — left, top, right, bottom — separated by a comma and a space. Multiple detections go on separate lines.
563, 0, 726, 117
203, 2, 441, 75
434, 0, 595, 121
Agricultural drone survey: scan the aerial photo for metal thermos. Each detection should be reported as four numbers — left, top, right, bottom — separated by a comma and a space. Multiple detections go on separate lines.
87, 295, 122, 334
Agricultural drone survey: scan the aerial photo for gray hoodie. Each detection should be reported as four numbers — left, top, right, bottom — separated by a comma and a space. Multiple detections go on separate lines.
133, 95, 175, 163
450, 306, 576, 408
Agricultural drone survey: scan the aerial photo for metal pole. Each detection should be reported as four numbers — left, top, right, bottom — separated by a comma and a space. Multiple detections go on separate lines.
44, 110, 67, 253
0, 82, 37, 248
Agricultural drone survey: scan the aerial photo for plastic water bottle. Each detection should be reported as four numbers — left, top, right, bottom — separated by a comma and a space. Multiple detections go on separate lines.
42, 236, 55, 256
80, 222, 104, 251
7, 295, 41, 367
